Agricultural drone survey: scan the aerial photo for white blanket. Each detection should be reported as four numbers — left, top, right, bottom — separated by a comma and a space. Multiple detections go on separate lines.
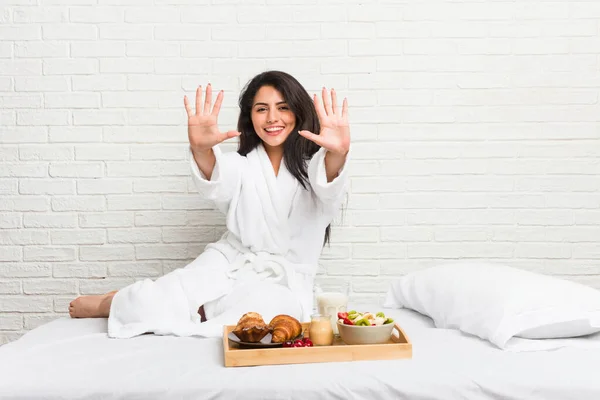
2, 305, 600, 400
108, 143, 349, 339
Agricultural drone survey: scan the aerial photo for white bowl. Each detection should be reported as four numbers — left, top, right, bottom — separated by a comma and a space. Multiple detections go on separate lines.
337, 321, 395, 345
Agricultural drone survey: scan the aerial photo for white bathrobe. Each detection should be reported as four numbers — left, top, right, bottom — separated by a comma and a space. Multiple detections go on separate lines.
108, 143, 349, 338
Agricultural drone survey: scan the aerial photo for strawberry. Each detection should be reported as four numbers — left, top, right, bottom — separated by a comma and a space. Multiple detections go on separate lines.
337, 312, 348, 320
343, 317, 354, 325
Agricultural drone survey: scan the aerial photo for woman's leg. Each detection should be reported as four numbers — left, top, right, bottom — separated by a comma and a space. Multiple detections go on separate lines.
68, 249, 225, 319
70, 247, 230, 328
69, 290, 118, 318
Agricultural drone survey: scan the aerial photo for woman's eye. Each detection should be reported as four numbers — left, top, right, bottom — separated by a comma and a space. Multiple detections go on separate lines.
279, 106, 289, 111
256, 108, 266, 112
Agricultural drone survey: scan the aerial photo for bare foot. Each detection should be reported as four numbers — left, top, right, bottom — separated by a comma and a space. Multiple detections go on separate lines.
69, 291, 116, 318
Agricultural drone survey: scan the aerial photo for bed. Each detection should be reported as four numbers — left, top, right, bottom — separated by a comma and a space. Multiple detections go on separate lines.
1, 304, 599, 400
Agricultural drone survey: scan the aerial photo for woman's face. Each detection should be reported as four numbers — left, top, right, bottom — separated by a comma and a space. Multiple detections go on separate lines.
251, 85, 296, 150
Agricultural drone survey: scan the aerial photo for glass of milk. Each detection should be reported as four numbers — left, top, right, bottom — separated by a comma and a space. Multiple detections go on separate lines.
315, 281, 349, 335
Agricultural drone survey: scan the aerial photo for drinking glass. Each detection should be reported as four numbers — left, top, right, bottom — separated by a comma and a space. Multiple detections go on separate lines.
314, 281, 349, 335
309, 314, 334, 346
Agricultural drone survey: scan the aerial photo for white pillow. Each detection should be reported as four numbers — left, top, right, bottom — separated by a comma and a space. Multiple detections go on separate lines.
383, 263, 600, 350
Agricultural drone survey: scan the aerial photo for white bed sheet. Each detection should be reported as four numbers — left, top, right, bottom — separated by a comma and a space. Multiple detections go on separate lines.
1, 304, 599, 400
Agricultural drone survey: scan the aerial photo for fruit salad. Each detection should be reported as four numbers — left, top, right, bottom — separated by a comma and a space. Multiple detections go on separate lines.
337, 311, 394, 326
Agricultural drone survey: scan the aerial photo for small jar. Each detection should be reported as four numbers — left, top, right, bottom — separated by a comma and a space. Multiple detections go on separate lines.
309, 314, 334, 346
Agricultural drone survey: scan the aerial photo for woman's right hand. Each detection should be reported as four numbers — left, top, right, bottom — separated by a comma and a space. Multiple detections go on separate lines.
183, 84, 240, 153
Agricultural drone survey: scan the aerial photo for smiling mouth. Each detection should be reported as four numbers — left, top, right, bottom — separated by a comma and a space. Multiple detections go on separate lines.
264, 126, 285, 136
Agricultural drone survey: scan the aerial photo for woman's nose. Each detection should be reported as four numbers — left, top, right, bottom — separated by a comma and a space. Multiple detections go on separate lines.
267, 109, 279, 123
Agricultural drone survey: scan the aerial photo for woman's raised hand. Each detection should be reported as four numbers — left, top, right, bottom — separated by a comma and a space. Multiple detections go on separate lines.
298, 87, 350, 156
183, 84, 240, 153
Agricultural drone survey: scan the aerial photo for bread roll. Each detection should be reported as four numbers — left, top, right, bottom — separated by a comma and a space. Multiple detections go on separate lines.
232, 312, 270, 343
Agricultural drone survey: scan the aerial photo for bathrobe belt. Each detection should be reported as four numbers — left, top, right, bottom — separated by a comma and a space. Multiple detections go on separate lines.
224, 234, 317, 320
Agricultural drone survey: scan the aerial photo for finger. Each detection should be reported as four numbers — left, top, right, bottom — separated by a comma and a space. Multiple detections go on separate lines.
212, 90, 224, 117
225, 130, 241, 139
203, 83, 212, 115
342, 97, 348, 119
183, 96, 193, 118
313, 94, 327, 120
331, 88, 338, 115
218, 130, 241, 143
298, 129, 325, 147
322, 87, 332, 116
195, 85, 202, 115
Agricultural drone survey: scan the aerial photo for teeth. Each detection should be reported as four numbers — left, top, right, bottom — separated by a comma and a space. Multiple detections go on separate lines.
265, 127, 283, 132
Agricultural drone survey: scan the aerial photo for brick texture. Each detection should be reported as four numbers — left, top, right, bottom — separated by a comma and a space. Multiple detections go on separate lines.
1, 1, 600, 344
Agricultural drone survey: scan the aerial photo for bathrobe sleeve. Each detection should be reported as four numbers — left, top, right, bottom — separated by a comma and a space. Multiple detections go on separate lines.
307, 147, 350, 205
190, 145, 245, 214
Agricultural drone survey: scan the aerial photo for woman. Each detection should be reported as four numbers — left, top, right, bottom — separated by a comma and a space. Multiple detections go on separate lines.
69, 71, 351, 338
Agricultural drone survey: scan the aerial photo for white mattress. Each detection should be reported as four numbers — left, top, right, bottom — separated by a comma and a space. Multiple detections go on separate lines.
1, 305, 600, 400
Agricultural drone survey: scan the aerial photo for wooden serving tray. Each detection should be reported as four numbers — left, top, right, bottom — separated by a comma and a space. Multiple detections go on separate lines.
223, 322, 412, 367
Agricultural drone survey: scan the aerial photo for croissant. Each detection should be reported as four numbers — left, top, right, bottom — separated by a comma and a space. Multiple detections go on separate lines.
269, 314, 302, 343
232, 312, 270, 343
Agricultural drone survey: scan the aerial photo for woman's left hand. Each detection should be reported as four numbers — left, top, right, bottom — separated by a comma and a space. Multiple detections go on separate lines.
299, 87, 350, 156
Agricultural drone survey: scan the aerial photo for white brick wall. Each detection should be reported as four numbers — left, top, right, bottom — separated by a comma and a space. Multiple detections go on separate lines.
1, 1, 600, 344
